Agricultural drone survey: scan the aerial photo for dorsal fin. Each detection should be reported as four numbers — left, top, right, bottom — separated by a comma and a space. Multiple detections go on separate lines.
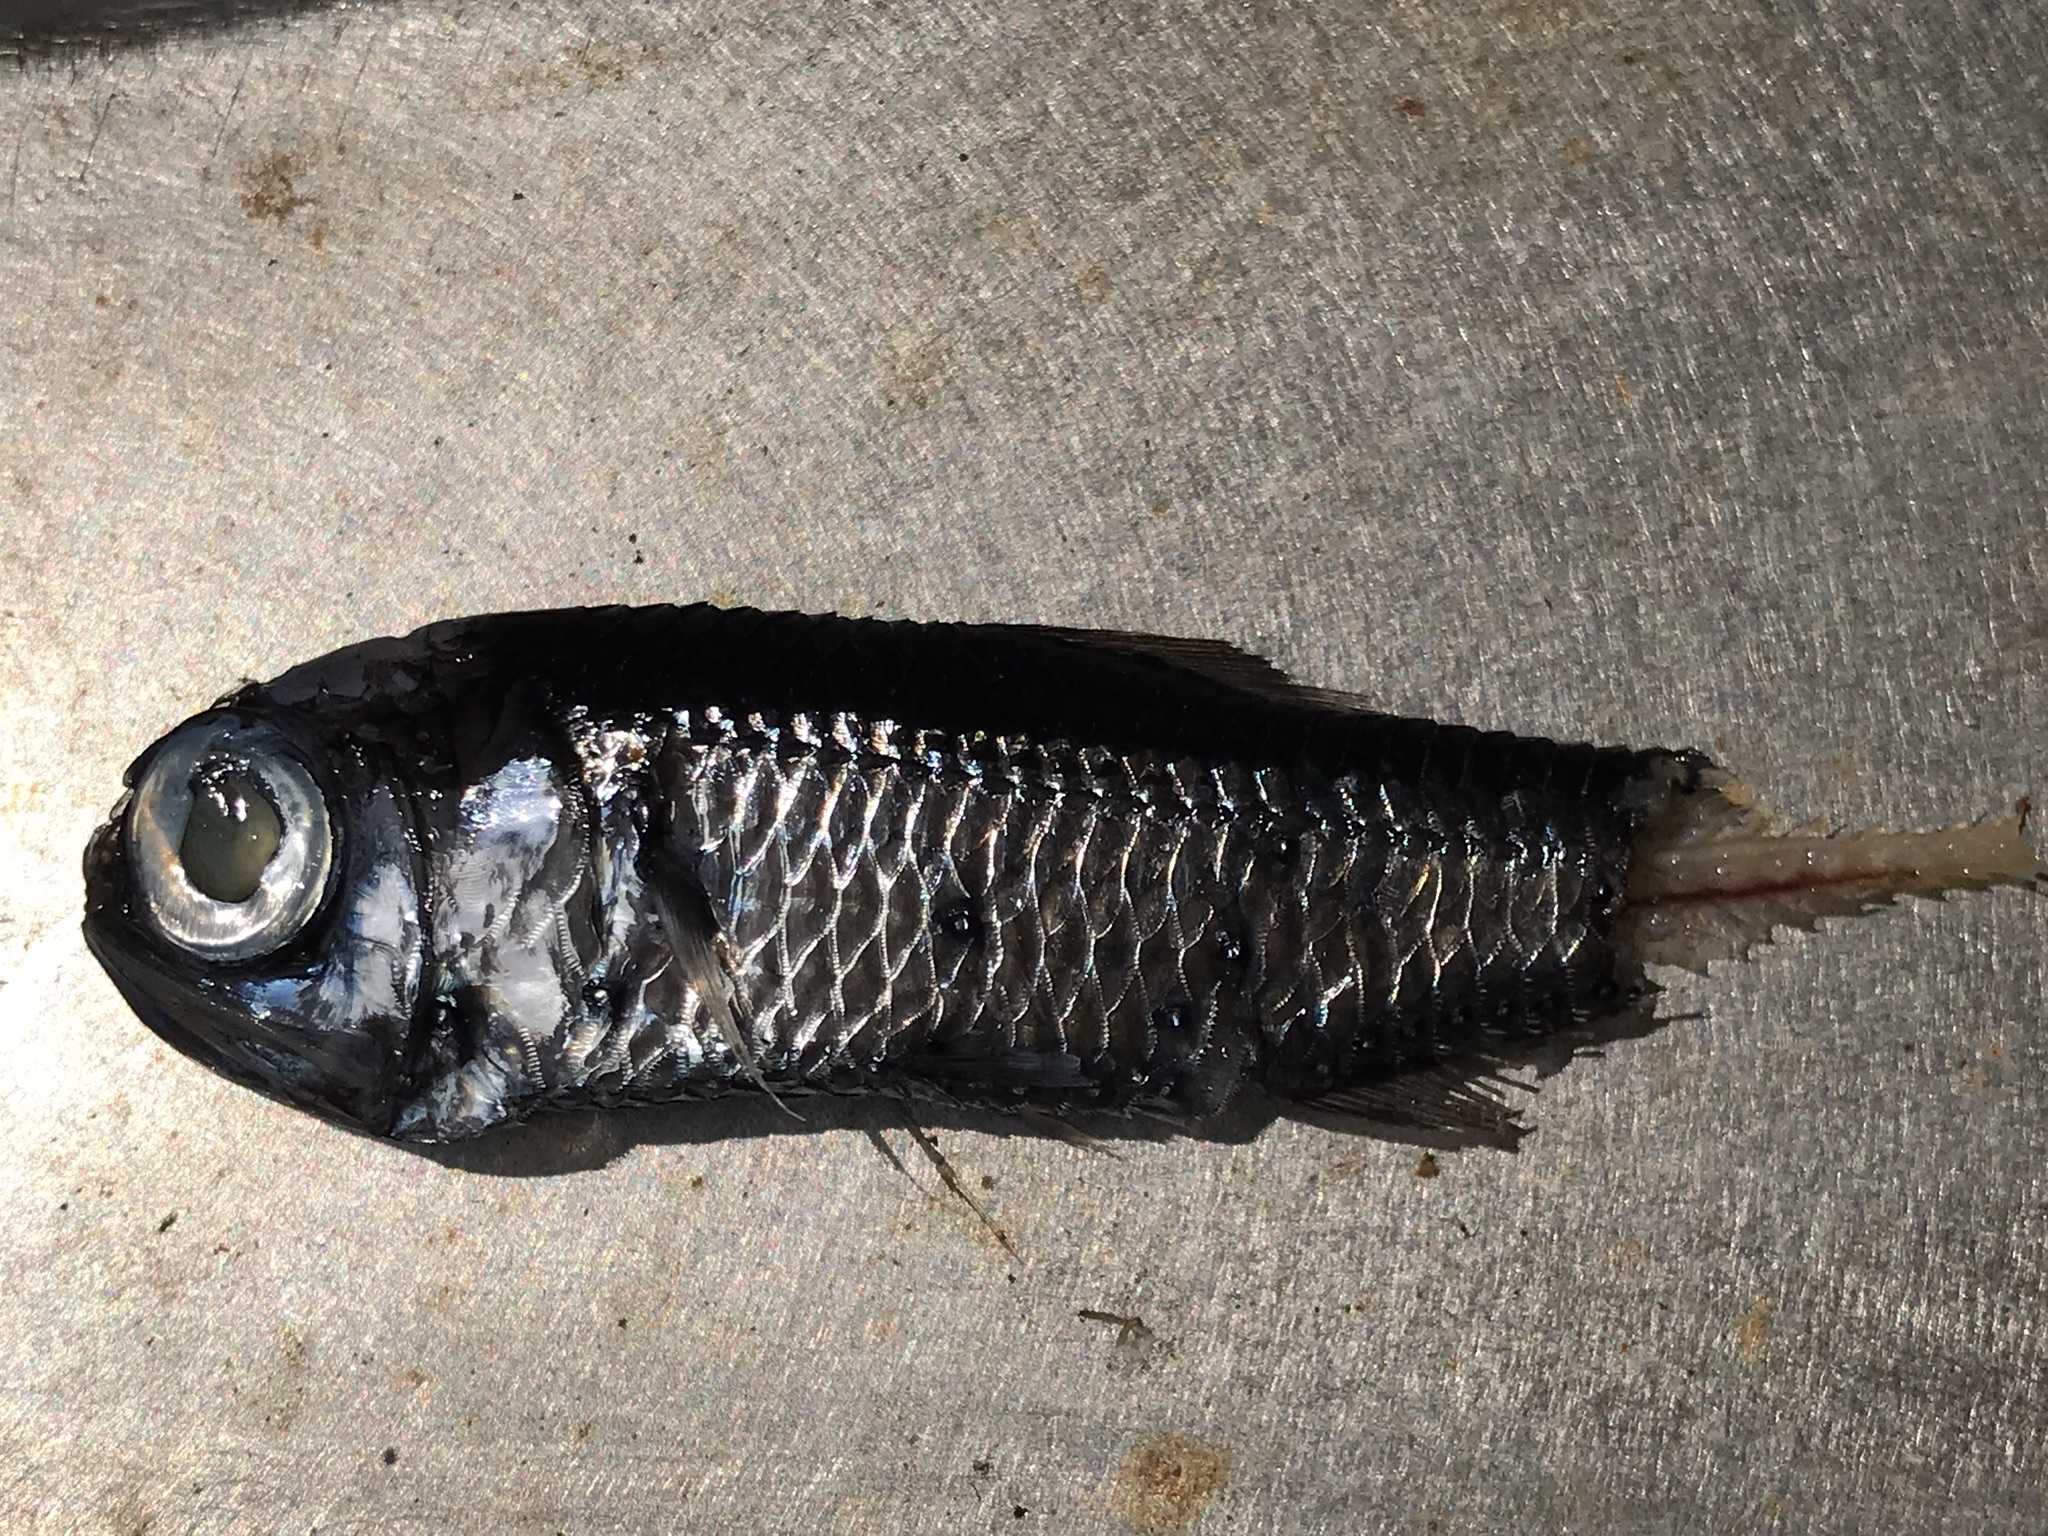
1029, 627, 1383, 713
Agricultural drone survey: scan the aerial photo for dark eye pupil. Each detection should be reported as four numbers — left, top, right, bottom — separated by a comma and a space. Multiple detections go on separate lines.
180, 769, 283, 904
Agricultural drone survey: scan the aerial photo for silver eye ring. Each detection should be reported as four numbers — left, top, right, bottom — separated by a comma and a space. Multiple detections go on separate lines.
125, 717, 334, 961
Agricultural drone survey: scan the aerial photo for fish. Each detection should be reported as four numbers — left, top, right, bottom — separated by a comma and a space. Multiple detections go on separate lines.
80, 604, 2042, 1145
2, 0, 318, 58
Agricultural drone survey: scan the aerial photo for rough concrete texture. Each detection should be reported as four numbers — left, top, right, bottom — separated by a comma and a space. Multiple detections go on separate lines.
1, 1, 2044, 1531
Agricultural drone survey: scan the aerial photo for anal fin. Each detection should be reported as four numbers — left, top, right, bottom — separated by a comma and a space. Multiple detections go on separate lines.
1295, 1068, 1533, 1152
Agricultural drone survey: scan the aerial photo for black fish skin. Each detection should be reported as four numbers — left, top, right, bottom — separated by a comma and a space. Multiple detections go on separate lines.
82, 605, 1701, 1142
1, 0, 339, 58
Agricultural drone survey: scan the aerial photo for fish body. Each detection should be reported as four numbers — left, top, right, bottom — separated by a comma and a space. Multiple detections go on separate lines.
81, 606, 2038, 1143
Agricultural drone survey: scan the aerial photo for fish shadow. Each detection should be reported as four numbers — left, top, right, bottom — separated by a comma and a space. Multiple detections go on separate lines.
410, 1091, 1264, 1179
411, 995, 1683, 1178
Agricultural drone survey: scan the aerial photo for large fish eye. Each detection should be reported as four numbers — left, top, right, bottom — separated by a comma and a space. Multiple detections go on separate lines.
125, 718, 333, 961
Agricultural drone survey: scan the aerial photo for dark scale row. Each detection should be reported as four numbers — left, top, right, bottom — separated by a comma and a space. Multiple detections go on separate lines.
623, 705, 1596, 1114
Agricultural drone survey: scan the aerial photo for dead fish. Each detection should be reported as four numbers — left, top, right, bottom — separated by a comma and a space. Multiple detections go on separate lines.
80, 605, 2041, 1144
2, 0, 313, 58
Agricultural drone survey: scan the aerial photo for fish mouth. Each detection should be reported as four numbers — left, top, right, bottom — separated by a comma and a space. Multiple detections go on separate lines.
82, 910, 292, 1104
81, 819, 391, 1136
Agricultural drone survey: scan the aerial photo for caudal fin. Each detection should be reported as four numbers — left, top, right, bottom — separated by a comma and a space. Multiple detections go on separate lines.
1616, 773, 2043, 971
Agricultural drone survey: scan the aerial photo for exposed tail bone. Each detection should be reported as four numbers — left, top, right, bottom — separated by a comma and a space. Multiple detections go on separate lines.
1617, 775, 2044, 971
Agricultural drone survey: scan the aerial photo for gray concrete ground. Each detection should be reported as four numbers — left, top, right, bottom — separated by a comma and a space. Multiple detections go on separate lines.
2, 1, 2044, 1530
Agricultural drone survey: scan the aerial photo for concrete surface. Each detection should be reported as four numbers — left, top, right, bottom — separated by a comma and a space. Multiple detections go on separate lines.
2, 1, 2045, 1531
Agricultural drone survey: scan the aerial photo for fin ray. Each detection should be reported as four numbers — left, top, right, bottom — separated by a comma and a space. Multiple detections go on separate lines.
1620, 778, 2044, 971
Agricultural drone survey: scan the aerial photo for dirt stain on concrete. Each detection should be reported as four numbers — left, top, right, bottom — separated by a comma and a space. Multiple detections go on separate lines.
1735, 1295, 1775, 1362
239, 150, 313, 223
1112, 1433, 1232, 1534
107, 1487, 155, 1536
260, 1325, 312, 1432
495, 36, 673, 107
883, 333, 953, 411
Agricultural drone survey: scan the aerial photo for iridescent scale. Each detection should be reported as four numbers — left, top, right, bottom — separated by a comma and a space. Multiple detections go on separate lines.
549, 705, 1596, 1118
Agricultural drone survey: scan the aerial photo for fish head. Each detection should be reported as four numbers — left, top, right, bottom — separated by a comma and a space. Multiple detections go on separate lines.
82, 701, 432, 1139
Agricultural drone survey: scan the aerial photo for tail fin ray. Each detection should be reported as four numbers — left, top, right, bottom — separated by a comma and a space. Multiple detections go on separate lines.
1618, 777, 2042, 971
